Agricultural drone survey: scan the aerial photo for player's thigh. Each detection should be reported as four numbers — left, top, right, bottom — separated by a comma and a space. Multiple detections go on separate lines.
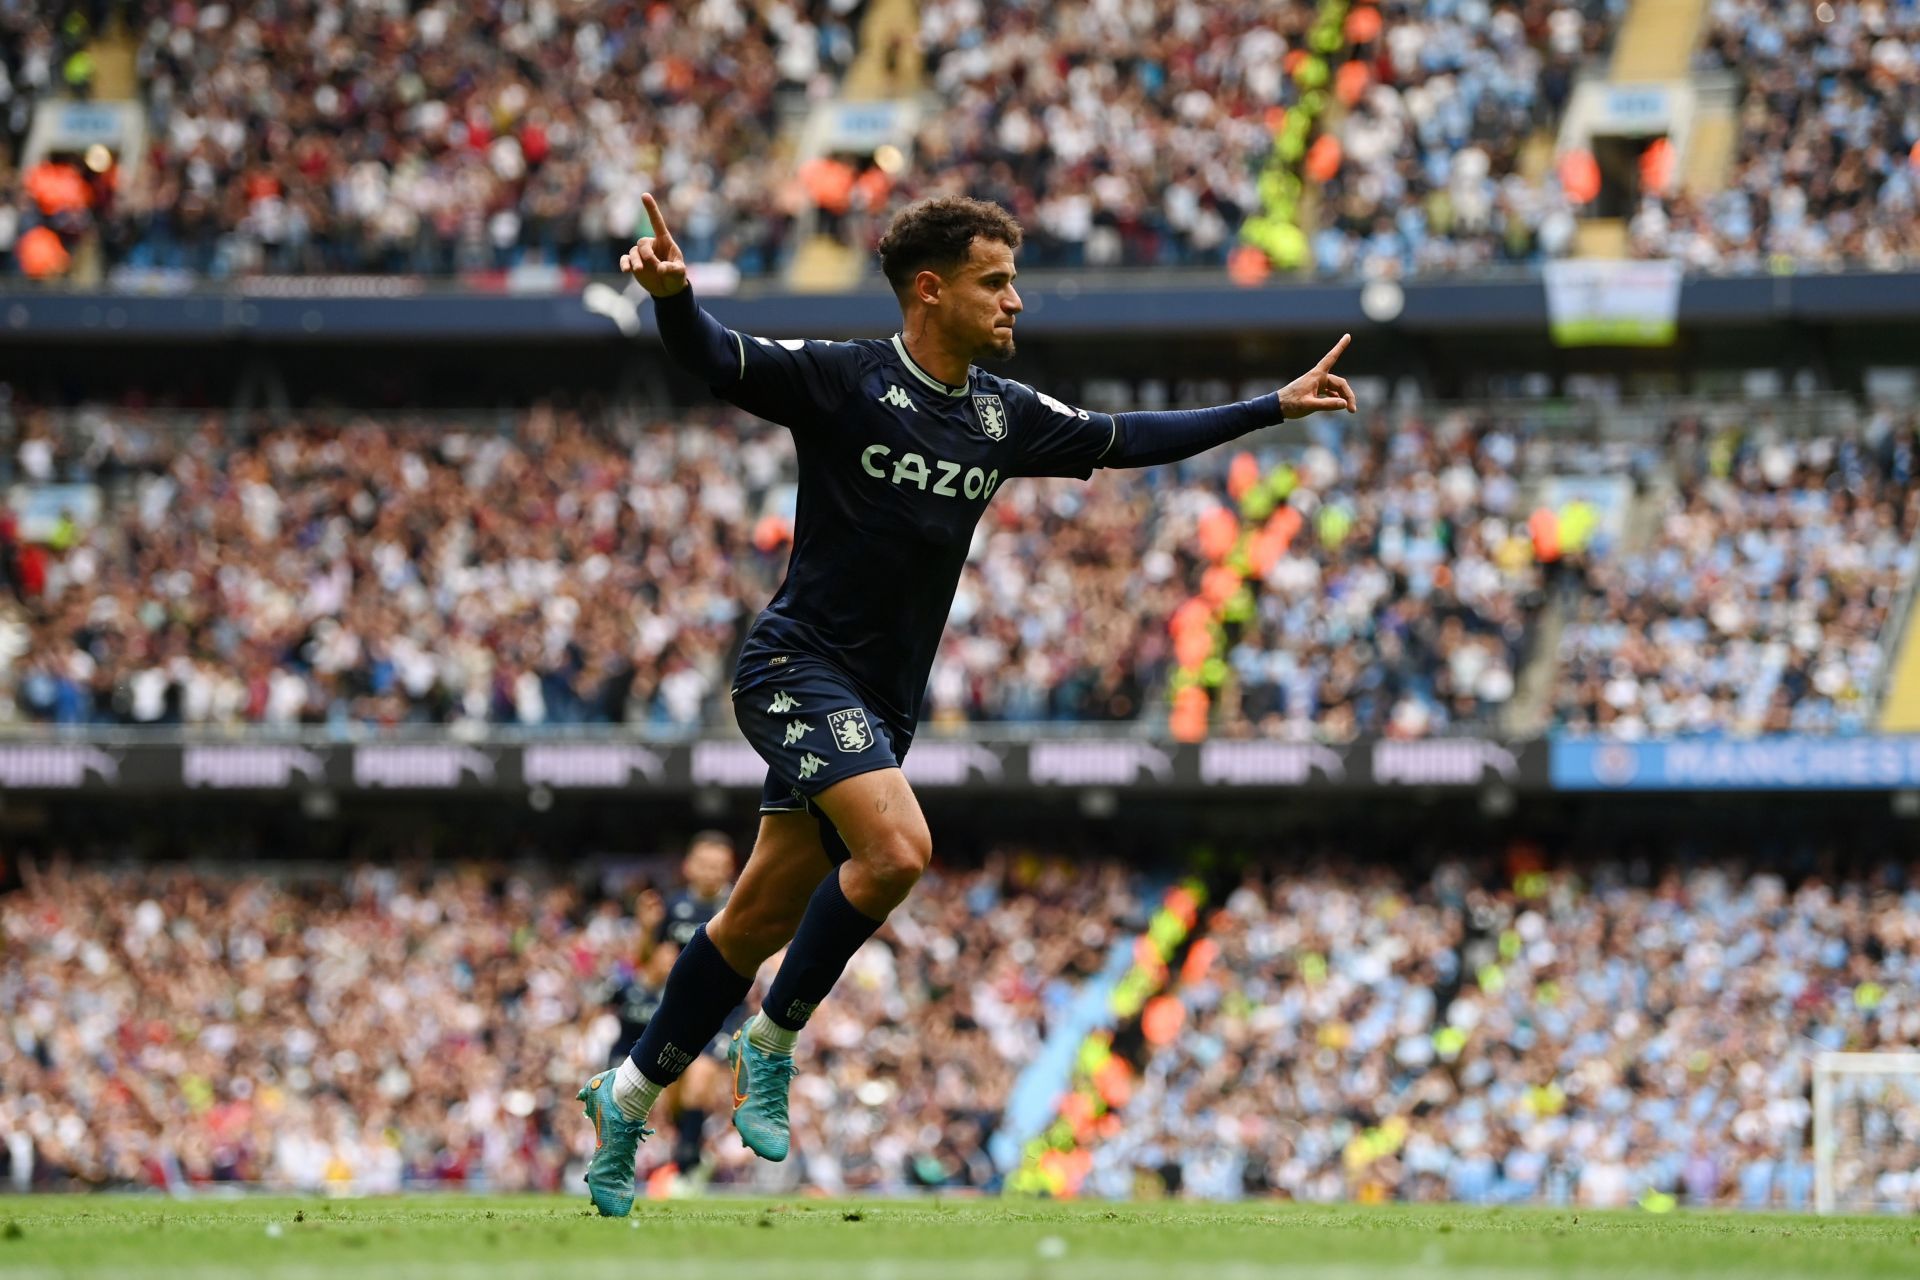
810, 766, 931, 879
709, 811, 835, 965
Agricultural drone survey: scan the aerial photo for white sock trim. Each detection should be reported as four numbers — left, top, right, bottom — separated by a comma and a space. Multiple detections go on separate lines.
748, 1012, 799, 1056
613, 1056, 661, 1124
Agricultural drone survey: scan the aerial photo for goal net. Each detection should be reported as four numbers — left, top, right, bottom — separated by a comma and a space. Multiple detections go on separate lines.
1813, 1052, 1920, 1214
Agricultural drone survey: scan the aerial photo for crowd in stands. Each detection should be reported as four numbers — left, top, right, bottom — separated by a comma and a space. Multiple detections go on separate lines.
1552, 421, 1920, 737
901, 0, 1278, 270
1203, 416, 1542, 739
882, 0, 1618, 276
0, 402, 1162, 729
1309, 0, 1620, 279
0, 847, 1135, 1196
1082, 853, 1920, 1209
6, 0, 870, 282
6, 843, 1917, 1209
13, 401, 1920, 739
3, 405, 775, 729
1634, 0, 1920, 272
11, 0, 1920, 280
0, 401, 1558, 737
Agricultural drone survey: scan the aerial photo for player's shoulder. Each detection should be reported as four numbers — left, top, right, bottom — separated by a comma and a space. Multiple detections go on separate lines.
748, 333, 883, 366
973, 370, 1098, 425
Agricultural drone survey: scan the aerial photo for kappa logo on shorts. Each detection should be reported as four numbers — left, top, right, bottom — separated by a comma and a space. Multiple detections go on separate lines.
829, 708, 875, 753
767, 691, 802, 714
782, 719, 813, 747
797, 752, 829, 780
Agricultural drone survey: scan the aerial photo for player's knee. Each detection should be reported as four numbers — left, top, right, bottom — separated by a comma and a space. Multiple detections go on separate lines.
709, 902, 799, 967
856, 825, 930, 898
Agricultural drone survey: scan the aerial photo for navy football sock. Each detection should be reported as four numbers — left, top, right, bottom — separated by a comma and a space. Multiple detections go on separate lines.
627, 926, 753, 1087
762, 869, 885, 1033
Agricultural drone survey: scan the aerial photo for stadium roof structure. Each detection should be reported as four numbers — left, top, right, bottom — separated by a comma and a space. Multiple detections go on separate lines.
4, 270, 1917, 344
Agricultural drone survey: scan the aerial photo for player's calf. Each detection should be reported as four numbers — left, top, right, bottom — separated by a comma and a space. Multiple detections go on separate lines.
728, 769, 926, 1160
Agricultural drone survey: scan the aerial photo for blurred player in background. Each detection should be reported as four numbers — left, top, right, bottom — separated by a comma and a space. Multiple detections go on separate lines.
602, 832, 736, 1187
577, 193, 1356, 1215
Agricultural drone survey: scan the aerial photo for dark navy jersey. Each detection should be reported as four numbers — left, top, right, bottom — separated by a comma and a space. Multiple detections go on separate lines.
659, 888, 726, 948
710, 329, 1117, 729
612, 976, 664, 1047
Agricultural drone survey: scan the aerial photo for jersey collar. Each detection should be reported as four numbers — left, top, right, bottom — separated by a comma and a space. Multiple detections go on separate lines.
891, 334, 970, 397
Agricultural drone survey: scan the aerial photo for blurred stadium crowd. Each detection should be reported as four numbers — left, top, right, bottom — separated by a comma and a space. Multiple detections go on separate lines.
1645, 0, 1920, 272
5, 0, 1918, 280
0, 850, 1129, 1197
1552, 425, 1920, 737
1072, 854, 1920, 1209
4, 847, 1915, 1208
3, 403, 1916, 738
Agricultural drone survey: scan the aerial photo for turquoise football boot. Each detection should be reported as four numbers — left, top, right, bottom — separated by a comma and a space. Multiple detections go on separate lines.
577, 1070, 653, 1216
727, 1028, 798, 1161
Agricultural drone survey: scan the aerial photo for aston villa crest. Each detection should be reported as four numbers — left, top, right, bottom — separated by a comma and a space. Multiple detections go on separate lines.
973, 394, 1007, 440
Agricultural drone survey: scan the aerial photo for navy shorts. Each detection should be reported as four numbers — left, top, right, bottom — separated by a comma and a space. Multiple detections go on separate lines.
732, 657, 913, 862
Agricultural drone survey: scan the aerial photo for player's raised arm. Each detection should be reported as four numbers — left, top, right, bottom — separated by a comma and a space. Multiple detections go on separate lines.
621, 193, 736, 383
1098, 333, 1355, 470
622, 192, 863, 426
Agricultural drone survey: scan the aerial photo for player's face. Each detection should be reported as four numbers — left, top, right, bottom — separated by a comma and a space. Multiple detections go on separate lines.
949, 238, 1022, 362
683, 840, 735, 896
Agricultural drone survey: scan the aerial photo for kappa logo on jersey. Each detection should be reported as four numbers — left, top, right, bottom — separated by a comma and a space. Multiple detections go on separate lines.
878, 385, 917, 412
829, 708, 875, 753
782, 719, 813, 747
974, 394, 1008, 440
797, 752, 830, 780
767, 691, 802, 714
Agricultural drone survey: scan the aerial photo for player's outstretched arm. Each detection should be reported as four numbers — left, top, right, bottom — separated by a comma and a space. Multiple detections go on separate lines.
1102, 334, 1355, 469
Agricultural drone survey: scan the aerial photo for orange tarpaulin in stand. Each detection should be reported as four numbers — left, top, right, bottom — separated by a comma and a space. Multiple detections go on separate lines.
1529, 506, 1562, 562
1226, 452, 1260, 501
1197, 506, 1239, 561
1559, 149, 1601, 205
24, 161, 91, 216
1170, 685, 1208, 742
1142, 995, 1186, 1046
1174, 627, 1212, 670
799, 155, 856, 215
16, 226, 71, 278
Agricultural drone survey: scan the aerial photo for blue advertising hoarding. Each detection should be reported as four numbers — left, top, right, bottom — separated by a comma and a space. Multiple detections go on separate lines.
1551, 735, 1920, 791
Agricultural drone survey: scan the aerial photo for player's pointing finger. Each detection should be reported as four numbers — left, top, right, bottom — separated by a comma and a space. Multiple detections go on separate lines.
641, 193, 677, 250
1315, 333, 1352, 371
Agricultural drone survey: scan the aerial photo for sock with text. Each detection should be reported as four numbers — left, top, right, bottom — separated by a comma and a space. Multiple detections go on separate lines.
619, 926, 752, 1122
759, 869, 885, 1037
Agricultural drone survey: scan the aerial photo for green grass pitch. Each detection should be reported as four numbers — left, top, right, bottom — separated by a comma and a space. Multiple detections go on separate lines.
0, 1195, 1915, 1279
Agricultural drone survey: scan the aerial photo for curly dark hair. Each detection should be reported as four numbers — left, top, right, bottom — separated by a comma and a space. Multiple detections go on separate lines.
876, 197, 1024, 294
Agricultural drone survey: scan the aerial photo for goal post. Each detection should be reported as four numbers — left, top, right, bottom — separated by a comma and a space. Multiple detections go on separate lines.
1813, 1051, 1920, 1215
